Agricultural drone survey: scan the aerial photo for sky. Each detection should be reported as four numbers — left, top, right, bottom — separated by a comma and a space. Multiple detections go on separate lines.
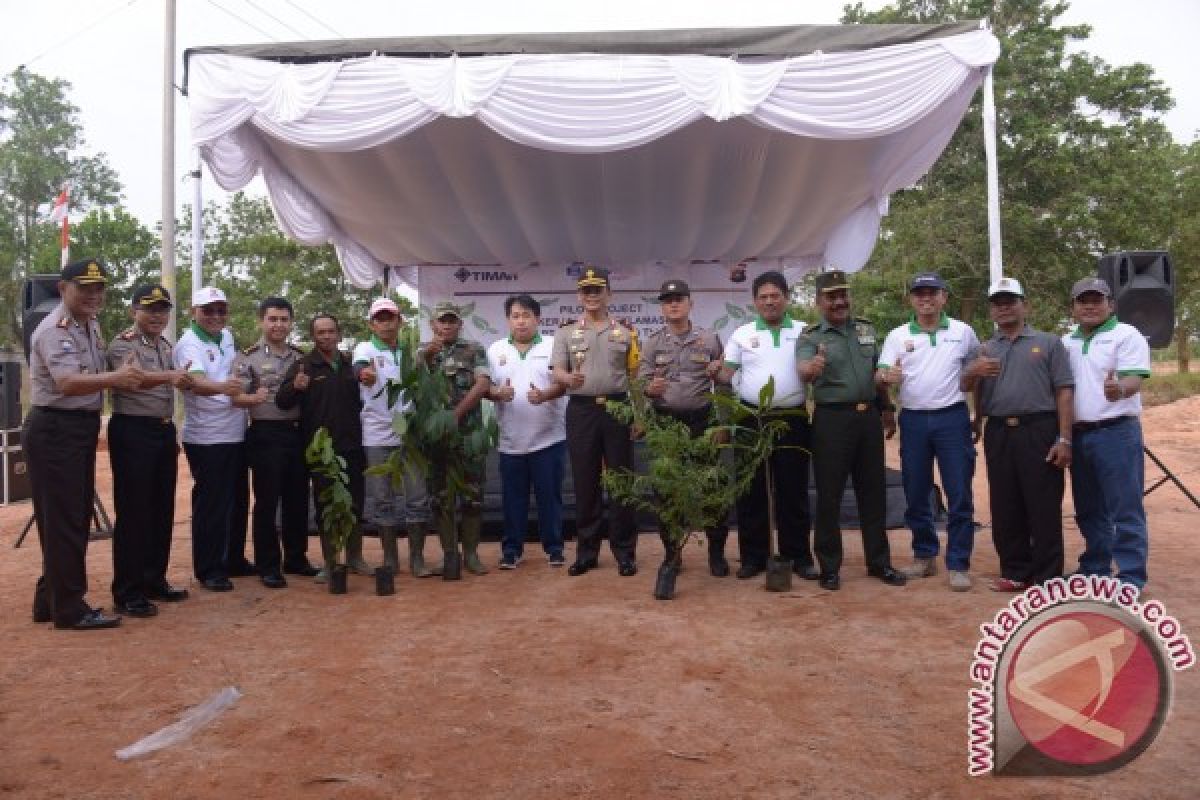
2, 0, 1197, 227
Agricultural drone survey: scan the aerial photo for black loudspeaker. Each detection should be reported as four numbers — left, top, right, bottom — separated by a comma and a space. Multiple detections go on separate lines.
21, 275, 61, 364
0, 360, 21, 429
1096, 251, 1174, 349
2, 429, 32, 504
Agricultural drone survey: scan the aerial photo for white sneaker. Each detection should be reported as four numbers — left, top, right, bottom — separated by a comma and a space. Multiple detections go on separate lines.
949, 571, 972, 592
902, 557, 937, 579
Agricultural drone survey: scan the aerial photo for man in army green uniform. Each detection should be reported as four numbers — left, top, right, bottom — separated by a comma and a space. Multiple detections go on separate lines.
422, 301, 493, 576
796, 270, 906, 591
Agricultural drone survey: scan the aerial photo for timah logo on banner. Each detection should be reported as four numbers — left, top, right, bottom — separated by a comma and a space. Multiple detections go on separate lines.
967, 576, 1194, 777
454, 268, 519, 283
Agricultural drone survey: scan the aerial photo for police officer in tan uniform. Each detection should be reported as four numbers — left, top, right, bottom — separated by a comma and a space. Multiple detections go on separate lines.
231, 297, 314, 589
551, 266, 641, 576
106, 285, 194, 618
638, 279, 730, 576
422, 300, 493, 576
25, 258, 146, 630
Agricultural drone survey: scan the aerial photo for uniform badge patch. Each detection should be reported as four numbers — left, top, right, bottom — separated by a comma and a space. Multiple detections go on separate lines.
904, 340, 915, 352
498, 355, 507, 366
60, 340, 73, 352
749, 336, 759, 348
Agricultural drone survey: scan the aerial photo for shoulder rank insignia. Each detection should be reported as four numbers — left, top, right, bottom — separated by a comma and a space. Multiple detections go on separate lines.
118, 328, 137, 341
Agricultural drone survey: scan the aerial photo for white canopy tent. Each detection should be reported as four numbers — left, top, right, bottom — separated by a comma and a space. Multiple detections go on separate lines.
184, 23, 1003, 292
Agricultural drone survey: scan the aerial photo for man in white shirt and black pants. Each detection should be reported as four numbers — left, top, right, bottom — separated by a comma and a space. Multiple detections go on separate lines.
1062, 277, 1152, 590
487, 295, 568, 569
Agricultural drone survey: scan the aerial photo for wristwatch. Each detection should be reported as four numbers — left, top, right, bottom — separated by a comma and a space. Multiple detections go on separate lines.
1056, 436, 1072, 447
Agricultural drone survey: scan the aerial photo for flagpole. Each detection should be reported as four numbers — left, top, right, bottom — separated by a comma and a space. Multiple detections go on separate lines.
161, 0, 177, 339
59, 185, 70, 268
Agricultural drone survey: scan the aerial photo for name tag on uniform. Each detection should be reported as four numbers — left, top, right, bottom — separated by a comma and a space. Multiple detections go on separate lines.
689, 353, 709, 364
655, 354, 672, 366
858, 335, 874, 345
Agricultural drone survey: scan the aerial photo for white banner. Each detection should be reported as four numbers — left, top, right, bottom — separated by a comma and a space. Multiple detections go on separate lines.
415, 260, 803, 344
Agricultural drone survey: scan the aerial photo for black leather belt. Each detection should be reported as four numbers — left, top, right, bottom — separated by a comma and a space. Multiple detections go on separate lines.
569, 393, 628, 406
251, 419, 301, 428
33, 406, 99, 418
1074, 415, 1134, 433
995, 411, 1057, 427
817, 402, 875, 412
112, 413, 173, 425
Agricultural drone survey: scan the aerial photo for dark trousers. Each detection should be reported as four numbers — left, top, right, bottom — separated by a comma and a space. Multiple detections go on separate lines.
246, 421, 311, 573
735, 408, 811, 568
812, 405, 892, 575
660, 406, 728, 558
25, 407, 100, 626
499, 441, 566, 559
231, 450, 250, 567
312, 448, 366, 539
984, 415, 1065, 584
108, 414, 178, 603
566, 396, 637, 563
183, 441, 243, 582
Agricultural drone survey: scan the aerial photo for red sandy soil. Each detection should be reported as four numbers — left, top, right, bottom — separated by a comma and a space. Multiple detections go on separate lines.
1, 398, 1198, 799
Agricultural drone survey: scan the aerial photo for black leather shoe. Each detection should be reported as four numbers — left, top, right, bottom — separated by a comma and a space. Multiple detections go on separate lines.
283, 560, 320, 577
868, 566, 907, 587
146, 584, 189, 602
228, 560, 257, 577
794, 563, 820, 580
735, 562, 765, 580
709, 554, 731, 577
33, 607, 53, 624
617, 561, 638, 577
202, 577, 234, 592
567, 559, 598, 576
818, 573, 841, 591
261, 572, 288, 589
115, 599, 159, 618
55, 609, 122, 630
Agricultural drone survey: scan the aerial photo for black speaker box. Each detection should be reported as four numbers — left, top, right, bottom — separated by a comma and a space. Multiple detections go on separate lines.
0, 360, 21, 429
1096, 251, 1174, 348
21, 275, 61, 364
2, 429, 32, 504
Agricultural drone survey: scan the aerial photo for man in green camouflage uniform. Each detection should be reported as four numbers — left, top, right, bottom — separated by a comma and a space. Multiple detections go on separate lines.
422, 301, 493, 576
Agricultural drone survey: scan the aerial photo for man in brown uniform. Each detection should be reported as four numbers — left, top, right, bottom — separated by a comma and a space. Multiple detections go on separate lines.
638, 279, 729, 576
25, 258, 145, 630
106, 285, 194, 618
551, 266, 641, 576
232, 297, 314, 589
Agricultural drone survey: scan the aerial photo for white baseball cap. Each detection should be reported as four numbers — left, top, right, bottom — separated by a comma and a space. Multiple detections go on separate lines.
987, 277, 1025, 298
368, 297, 400, 319
191, 286, 228, 307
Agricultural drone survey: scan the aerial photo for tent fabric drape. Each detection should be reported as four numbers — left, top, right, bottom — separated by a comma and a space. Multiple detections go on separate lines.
188, 27, 1000, 289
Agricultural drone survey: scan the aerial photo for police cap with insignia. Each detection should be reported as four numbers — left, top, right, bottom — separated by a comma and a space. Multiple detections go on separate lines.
60, 258, 109, 285
657, 279, 690, 302
132, 284, 173, 308
577, 266, 610, 289
814, 269, 850, 293
432, 300, 462, 320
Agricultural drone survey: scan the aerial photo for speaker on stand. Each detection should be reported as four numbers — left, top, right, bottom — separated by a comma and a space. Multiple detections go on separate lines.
1094, 251, 1197, 510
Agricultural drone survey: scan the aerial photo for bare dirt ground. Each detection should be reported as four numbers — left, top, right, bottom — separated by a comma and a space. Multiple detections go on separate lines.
2, 398, 1198, 799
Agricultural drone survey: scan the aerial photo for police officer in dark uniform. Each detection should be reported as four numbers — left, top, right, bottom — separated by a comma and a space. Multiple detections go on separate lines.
796, 270, 906, 591
638, 279, 729, 576
106, 285, 194, 618
231, 297, 315, 589
422, 300, 493, 576
276, 313, 365, 581
25, 258, 145, 629
551, 267, 642, 577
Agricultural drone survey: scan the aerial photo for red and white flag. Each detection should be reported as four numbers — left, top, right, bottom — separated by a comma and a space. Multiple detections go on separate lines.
37, 185, 70, 267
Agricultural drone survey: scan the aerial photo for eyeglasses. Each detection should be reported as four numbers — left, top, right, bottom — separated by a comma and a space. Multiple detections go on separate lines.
199, 306, 229, 316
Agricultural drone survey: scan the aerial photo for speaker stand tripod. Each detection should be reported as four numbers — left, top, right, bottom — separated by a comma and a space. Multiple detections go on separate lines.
12, 491, 113, 549
1144, 446, 1200, 510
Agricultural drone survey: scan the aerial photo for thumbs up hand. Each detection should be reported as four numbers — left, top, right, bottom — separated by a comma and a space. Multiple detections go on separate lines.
526, 382, 545, 405
803, 343, 828, 380
970, 342, 1002, 378
293, 363, 311, 391
494, 377, 515, 403
646, 369, 668, 398
1103, 369, 1122, 402
112, 350, 146, 390
883, 355, 904, 386
171, 360, 195, 390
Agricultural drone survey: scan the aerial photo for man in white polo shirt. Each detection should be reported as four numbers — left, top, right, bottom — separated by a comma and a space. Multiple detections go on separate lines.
487, 294, 568, 569
1062, 276, 1152, 589
717, 270, 814, 580
878, 272, 980, 591
175, 287, 247, 592
352, 297, 433, 577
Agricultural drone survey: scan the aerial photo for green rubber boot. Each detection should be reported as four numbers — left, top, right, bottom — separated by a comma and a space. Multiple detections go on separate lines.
346, 529, 373, 575
314, 532, 336, 584
379, 526, 400, 572
437, 507, 462, 580
408, 527, 442, 577
461, 507, 488, 575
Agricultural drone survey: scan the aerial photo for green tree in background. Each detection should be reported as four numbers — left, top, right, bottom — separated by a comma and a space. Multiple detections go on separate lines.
0, 68, 121, 347
842, 0, 1178, 339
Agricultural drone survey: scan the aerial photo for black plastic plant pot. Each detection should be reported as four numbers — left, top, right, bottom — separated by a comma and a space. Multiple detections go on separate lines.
653, 561, 679, 601
442, 552, 463, 581
375, 566, 395, 596
329, 564, 349, 594
765, 556, 793, 592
